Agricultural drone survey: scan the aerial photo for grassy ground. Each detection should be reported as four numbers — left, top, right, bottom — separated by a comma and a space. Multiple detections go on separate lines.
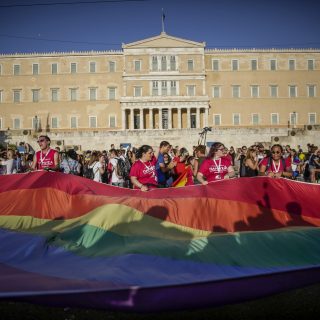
1, 283, 320, 320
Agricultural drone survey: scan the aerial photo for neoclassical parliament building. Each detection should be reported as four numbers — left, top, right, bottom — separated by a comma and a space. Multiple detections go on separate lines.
0, 32, 319, 149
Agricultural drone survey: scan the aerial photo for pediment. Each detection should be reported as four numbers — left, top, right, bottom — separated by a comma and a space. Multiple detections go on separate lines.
123, 32, 205, 49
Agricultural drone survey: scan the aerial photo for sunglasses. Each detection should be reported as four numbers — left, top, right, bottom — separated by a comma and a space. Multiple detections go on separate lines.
37, 139, 46, 143
272, 151, 281, 154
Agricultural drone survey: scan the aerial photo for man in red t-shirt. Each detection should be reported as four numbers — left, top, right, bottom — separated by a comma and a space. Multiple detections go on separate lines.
32, 135, 59, 171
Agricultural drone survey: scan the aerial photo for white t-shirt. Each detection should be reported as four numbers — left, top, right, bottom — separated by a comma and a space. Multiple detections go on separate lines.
110, 158, 124, 183
89, 161, 103, 182
3, 159, 17, 174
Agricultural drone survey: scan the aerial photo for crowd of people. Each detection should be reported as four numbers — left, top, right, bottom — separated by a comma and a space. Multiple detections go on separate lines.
1, 135, 320, 190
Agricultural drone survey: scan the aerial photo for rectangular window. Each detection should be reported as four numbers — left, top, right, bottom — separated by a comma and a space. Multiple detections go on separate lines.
252, 113, 259, 125
152, 56, 158, 71
70, 116, 77, 129
32, 63, 39, 75
32, 89, 40, 102
270, 59, 277, 71
212, 59, 219, 71
161, 81, 167, 96
233, 113, 240, 125
51, 117, 58, 129
161, 56, 167, 71
187, 85, 195, 96
162, 109, 168, 129
251, 59, 257, 70
89, 88, 97, 101
89, 116, 97, 128
108, 87, 116, 100
290, 112, 298, 126
51, 63, 58, 74
109, 61, 115, 72
170, 81, 176, 96
89, 62, 96, 73
13, 90, 21, 103
70, 63, 77, 74
232, 59, 239, 71
213, 86, 220, 98
308, 113, 316, 125
109, 115, 116, 128
170, 56, 176, 70
134, 60, 141, 72
134, 86, 142, 97
187, 59, 194, 71
214, 114, 221, 126
70, 88, 77, 101
51, 88, 58, 102
251, 85, 259, 98
13, 118, 21, 129
308, 59, 314, 70
13, 64, 20, 75
152, 81, 158, 96
32, 117, 40, 130
289, 59, 295, 70
232, 85, 240, 98
308, 85, 315, 97
271, 113, 279, 125
289, 85, 297, 98
270, 85, 278, 98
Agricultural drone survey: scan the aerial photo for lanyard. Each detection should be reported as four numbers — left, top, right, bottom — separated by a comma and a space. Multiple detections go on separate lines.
272, 160, 281, 173
40, 148, 51, 165
213, 158, 222, 173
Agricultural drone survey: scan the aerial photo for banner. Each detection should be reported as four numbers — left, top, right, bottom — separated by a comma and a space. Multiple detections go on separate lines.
0, 172, 320, 311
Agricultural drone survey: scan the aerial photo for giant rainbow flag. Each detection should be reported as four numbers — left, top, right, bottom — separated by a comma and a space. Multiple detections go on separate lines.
0, 171, 320, 312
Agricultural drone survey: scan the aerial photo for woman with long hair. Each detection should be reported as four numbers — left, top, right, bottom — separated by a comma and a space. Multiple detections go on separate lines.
197, 142, 235, 185
129, 145, 157, 191
242, 147, 259, 177
259, 144, 292, 178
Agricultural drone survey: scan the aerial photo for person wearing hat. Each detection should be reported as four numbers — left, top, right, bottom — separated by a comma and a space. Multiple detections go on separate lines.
31, 135, 59, 171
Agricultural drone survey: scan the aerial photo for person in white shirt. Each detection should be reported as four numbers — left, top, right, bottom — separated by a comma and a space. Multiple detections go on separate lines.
109, 149, 125, 187
0, 149, 17, 174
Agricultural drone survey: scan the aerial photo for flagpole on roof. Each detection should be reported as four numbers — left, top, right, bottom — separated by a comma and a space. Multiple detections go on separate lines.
161, 8, 165, 33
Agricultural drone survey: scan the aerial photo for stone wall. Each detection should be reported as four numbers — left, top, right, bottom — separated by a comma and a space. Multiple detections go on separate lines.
1, 126, 319, 152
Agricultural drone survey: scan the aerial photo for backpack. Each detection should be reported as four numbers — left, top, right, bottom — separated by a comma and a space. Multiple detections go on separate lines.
83, 162, 97, 179
115, 157, 130, 179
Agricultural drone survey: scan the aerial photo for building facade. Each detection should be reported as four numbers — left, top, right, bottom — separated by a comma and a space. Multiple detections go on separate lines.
0, 32, 319, 149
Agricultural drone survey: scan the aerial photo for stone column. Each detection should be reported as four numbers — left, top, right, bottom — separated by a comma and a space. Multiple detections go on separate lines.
159, 108, 163, 130
149, 108, 153, 129
204, 107, 209, 127
196, 107, 201, 129
168, 108, 172, 129
177, 108, 182, 129
187, 108, 191, 129
140, 108, 144, 130
130, 108, 134, 130
121, 109, 126, 130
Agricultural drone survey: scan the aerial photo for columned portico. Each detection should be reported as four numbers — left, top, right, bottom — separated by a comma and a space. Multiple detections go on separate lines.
121, 98, 210, 130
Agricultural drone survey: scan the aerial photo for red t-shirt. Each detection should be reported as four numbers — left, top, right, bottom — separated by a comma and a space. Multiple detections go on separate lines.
260, 157, 291, 173
199, 157, 232, 182
129, 158, 158, 189
35, 149, 57, 170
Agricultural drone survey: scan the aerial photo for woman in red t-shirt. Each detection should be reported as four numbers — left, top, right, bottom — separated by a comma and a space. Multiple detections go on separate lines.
129, 145, 157, 191
197, 142, 235, 185
172, 148, 194, 186
259, 144, 293, 178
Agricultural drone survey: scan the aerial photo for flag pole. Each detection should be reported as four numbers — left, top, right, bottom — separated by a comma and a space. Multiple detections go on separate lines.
161, 8, 165, 33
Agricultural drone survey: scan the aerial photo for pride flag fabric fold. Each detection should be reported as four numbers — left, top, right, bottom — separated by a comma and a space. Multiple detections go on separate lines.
0, 171, 320, 311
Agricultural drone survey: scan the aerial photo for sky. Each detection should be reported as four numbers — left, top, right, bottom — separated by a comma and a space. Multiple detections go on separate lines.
0, 0, 320, 53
